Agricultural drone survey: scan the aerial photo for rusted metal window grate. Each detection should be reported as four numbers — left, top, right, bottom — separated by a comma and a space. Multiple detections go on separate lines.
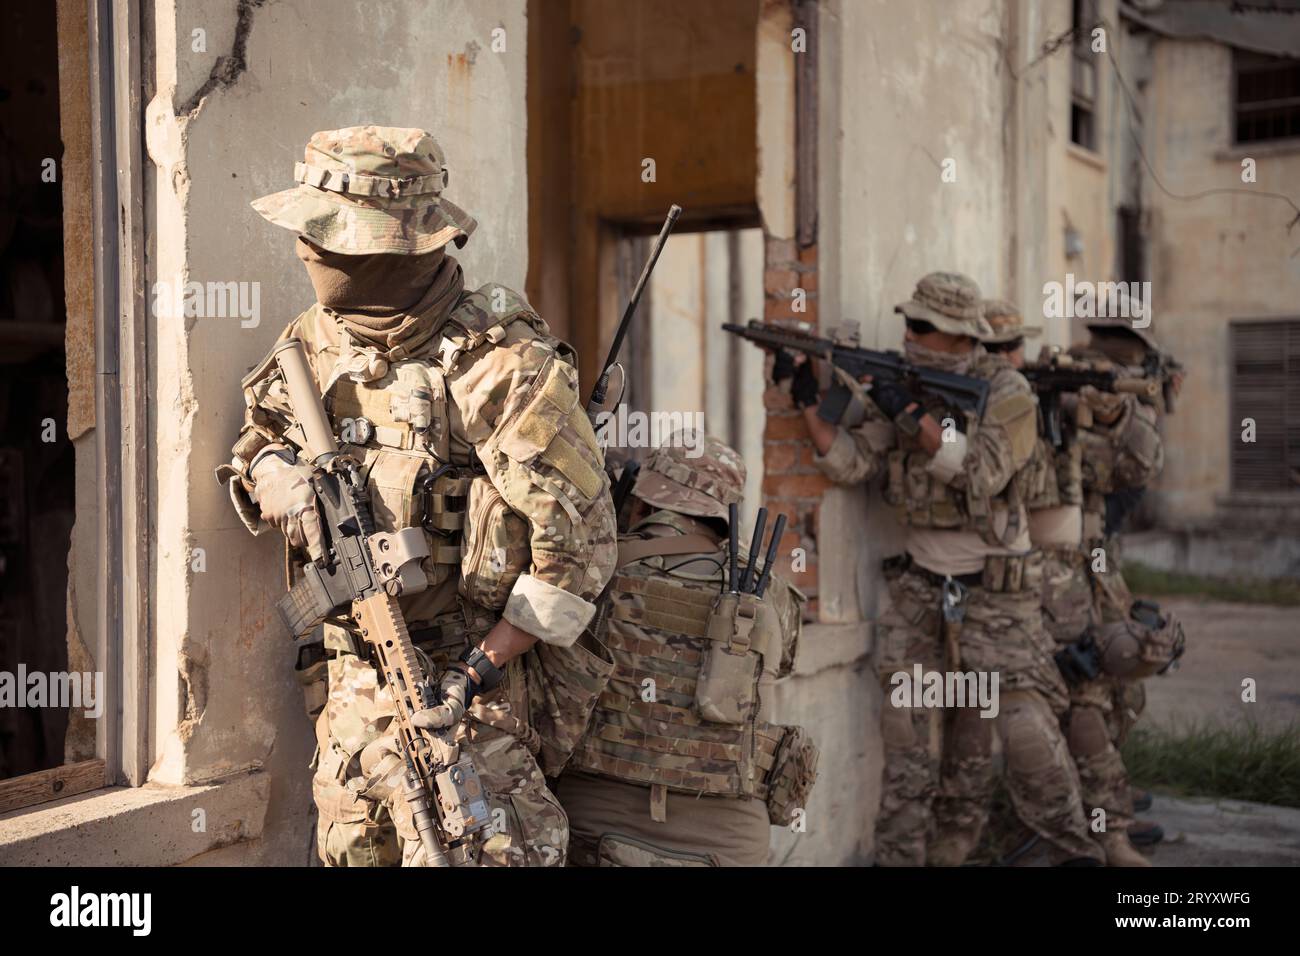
1230, 319, 1300, 492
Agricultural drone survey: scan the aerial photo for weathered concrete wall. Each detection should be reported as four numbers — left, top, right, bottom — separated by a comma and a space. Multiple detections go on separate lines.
135, 0, 529, 864
762, 0, 1015, 865
1140, 38, 1300, 527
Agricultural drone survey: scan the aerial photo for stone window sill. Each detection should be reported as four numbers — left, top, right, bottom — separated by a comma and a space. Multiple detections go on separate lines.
0, 772, 269, 866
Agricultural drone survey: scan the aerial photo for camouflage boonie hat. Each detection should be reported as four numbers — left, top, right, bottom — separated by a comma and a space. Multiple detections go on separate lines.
895, 271, 994, 338
1083, 305, 1161, 352
251, 126, 477, 255
632, 431, 746, 521
980, 298, 1042, 344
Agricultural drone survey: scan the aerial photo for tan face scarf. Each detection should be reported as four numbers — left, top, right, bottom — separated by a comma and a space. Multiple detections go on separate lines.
904, 338, 979, 375
295, 238, 466, 386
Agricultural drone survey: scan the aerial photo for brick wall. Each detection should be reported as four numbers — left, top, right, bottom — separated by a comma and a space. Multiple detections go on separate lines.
761, 234, 828, 617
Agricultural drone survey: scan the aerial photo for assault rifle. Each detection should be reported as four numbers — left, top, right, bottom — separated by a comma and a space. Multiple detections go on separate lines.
722, 319, 990, 425
1021, 356, 1158, 448
271, 338, 490, 868
1143, 349, 1185, 414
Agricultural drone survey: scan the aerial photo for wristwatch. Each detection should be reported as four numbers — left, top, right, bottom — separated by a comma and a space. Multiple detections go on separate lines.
458, 645, 505, 697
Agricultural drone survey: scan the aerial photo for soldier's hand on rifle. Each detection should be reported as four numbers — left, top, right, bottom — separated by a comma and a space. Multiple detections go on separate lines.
771, 348, 797, 384
790, 355, 821, 408
870, 381, 916, 419
411, 666, 476, 731
1079, 385, 1125, 424
249, 447, 324, 561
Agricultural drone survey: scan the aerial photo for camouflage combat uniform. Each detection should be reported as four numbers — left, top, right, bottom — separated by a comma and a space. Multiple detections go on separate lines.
813, 274, 1100, 866
556, 436, 818, 866
218, 127, 617, 866
1008, 304, 1178, 865
1069, 334, 1167, 841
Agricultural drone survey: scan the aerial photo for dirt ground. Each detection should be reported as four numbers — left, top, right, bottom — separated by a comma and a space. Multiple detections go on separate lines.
1139, 596, 1300, 730
1126, 595, 1300, 866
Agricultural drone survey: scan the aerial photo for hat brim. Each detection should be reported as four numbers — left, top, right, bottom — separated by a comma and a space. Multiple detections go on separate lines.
250, 184, 477, 255
895, 300, 994, 338
631, 470, 729, 521
1084, 318, 1160, 352
983, 324, 1042, 344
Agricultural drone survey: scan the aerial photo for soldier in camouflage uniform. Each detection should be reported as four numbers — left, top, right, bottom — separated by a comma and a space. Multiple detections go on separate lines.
988, 301, 1183, 865
787, 273, 1101, 866
1066, 312, 1185, 854
555, 433, 817, 866
217, 127, 617, 866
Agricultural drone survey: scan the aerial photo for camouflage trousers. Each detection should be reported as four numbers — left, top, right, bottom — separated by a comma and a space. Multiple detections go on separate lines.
875, 562, 1101, 866
310, 626, 568, 867
1041, 546, 1135, 837
1086, 542, 1148, 750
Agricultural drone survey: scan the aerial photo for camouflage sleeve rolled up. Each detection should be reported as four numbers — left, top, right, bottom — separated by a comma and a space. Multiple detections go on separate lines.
449, 332, 617, 647
935, 366, 1038, 498
813, 419, 896, 486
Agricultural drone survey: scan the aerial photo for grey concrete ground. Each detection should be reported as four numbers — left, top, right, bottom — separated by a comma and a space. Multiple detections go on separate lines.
1141, 596, 1300, 731
1128, 595, 1300, 867
1143, 794, 1300, 867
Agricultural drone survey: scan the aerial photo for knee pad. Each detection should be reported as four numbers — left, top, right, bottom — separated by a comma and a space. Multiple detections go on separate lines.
1067, 705, 1110, 759
998, 691, 1059, 774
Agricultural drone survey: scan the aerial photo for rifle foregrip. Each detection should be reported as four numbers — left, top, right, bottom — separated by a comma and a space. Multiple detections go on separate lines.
273, 339, 339, 464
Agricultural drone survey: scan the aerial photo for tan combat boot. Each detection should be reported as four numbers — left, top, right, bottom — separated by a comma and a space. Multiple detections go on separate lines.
1100, 831, 1151, 867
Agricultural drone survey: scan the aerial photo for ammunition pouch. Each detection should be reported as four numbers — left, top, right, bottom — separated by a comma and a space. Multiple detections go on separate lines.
293, 630, 329, 720
1097, 599, 1186, 679
459, 475, 530, 610
762, 724, 820, 826
1053, 631, 1102, 687
981, 551, 1041, 594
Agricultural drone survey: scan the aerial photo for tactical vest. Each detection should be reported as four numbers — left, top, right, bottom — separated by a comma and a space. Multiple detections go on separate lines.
1024, 433, 1083, 511
569, 512, 816, 821
297, 284, 559, 601
881, 352, 1035, 546
1079, 395, 1163, 531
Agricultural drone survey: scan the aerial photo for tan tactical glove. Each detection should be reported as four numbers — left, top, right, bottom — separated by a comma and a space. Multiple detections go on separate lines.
249, 447, 324, 560
411, 667, 474, 732
1078, 385, 1126, 425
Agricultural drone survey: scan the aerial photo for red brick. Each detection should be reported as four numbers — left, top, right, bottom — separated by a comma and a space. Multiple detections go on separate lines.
765, 235, 798, 266
764, 268, 800, 295
763, 472, 831, 497
764, 296, 818, 323
763, 412, 811, 441
797, 243, 818, 265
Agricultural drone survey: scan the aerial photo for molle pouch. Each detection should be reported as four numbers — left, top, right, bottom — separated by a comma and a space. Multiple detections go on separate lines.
459, 476, 530, 610
525, 627, 615, 777
698, 592, 768, 724
763, 725, 820, 826
883, 449, 906, 509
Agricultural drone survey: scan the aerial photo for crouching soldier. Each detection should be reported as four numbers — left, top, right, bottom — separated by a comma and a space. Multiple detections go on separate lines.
556, 433, 818, 866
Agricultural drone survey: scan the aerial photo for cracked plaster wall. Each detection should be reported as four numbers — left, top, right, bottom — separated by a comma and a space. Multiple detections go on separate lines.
143, 0, 527, 863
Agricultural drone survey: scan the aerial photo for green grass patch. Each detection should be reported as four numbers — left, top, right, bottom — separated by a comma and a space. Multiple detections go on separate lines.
969, 718, 1300, 864
1123, 561, 1300, 607
1121, 719, 1300, 809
